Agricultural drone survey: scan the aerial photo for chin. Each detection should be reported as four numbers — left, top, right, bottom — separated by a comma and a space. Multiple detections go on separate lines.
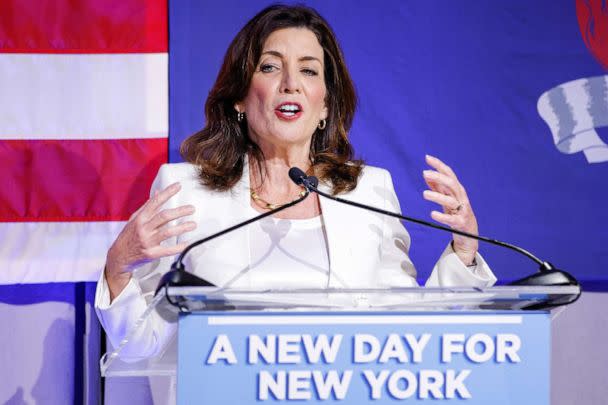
270, 125, 314, 145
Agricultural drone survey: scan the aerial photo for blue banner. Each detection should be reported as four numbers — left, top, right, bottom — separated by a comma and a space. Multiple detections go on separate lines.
169, 1, 608, 288
178, 311, 549, 404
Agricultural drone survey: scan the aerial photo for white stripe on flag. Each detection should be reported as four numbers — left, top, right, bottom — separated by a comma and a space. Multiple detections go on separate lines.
0, 53, 168, 139
0, 221, 127, 283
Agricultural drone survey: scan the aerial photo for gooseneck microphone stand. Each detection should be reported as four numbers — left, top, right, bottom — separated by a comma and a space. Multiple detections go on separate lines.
155, 167, 579, 310
287, 167, 579, 292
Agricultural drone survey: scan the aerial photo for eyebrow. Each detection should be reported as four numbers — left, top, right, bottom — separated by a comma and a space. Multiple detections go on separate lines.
261, 50, 322, 64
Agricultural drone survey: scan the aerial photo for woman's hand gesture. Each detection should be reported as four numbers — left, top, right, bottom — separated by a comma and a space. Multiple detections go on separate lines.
422, 155, 478, 266
105, 182, 197, 299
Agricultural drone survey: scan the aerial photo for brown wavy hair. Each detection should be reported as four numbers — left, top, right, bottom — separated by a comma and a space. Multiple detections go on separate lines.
180, 4, 363, 195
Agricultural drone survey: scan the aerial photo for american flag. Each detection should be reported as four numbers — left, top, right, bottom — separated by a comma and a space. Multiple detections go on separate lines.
0, 0, 168, 283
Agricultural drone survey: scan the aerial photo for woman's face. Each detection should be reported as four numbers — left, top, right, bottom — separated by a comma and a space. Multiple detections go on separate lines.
237, 27, 328, 153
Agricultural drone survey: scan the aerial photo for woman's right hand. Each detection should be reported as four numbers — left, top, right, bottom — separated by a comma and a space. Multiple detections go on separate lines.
105, 182, 197, 300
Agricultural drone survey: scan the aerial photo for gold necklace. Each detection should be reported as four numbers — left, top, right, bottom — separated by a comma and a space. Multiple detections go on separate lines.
250, 188, 307, 210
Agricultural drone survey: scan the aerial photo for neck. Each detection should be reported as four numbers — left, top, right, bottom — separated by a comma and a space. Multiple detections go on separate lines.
249, 149, 311, 194
247, 145, 321, 218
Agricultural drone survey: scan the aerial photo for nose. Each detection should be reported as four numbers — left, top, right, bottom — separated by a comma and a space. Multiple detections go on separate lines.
280, 66, 301, 94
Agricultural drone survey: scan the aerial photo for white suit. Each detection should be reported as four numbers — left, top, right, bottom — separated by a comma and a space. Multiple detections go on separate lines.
95, 160, 496, 358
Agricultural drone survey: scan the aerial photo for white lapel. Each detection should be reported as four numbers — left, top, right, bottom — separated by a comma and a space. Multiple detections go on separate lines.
223, 155, 253, 287
318, 181, 355, 287
189, 156, 254, 288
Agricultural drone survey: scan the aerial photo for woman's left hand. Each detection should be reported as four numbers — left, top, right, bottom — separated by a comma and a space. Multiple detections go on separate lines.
422, 154, 478, 266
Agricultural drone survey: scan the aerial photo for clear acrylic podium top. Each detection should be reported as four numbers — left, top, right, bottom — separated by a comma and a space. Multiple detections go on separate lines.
100, 284, 580, 377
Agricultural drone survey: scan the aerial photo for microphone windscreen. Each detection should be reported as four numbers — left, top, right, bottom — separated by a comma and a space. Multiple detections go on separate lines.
288, 167, 306, 185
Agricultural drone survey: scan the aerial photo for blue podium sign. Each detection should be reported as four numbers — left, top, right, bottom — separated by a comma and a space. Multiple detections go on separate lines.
178, 311, 549, 404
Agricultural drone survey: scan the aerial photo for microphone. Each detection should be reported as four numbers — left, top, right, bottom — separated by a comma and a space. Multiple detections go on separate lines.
155, 180, 312, 295
288, 166, 580, 296
289, 167, 318, 189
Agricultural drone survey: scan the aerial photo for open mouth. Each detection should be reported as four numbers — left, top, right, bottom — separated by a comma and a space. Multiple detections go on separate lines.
275, 103, 303, 120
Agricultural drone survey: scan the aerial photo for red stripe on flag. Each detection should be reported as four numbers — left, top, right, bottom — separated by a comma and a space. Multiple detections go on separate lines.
0, 139, 168, 222
0, 0, 167, 53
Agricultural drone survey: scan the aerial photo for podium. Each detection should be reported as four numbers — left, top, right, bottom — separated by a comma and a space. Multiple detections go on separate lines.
101, 285, 580, 404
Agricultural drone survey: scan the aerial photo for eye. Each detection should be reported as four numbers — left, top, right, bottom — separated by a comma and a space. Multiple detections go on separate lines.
301, 68, 318, 76
259, 64, 277, 73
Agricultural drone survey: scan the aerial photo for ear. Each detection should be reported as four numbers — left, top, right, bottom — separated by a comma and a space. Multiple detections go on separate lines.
234, 102, 243, 113
320, 103, 328, 120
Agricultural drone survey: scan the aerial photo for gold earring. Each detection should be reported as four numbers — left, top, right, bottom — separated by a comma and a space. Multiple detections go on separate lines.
318, 119, 326, 130
237, 111, 245, 122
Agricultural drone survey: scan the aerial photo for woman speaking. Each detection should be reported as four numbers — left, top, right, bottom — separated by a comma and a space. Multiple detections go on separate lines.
96, 4, 495, 358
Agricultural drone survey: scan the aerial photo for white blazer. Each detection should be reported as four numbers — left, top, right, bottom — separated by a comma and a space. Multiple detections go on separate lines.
95, 160, 496, 358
